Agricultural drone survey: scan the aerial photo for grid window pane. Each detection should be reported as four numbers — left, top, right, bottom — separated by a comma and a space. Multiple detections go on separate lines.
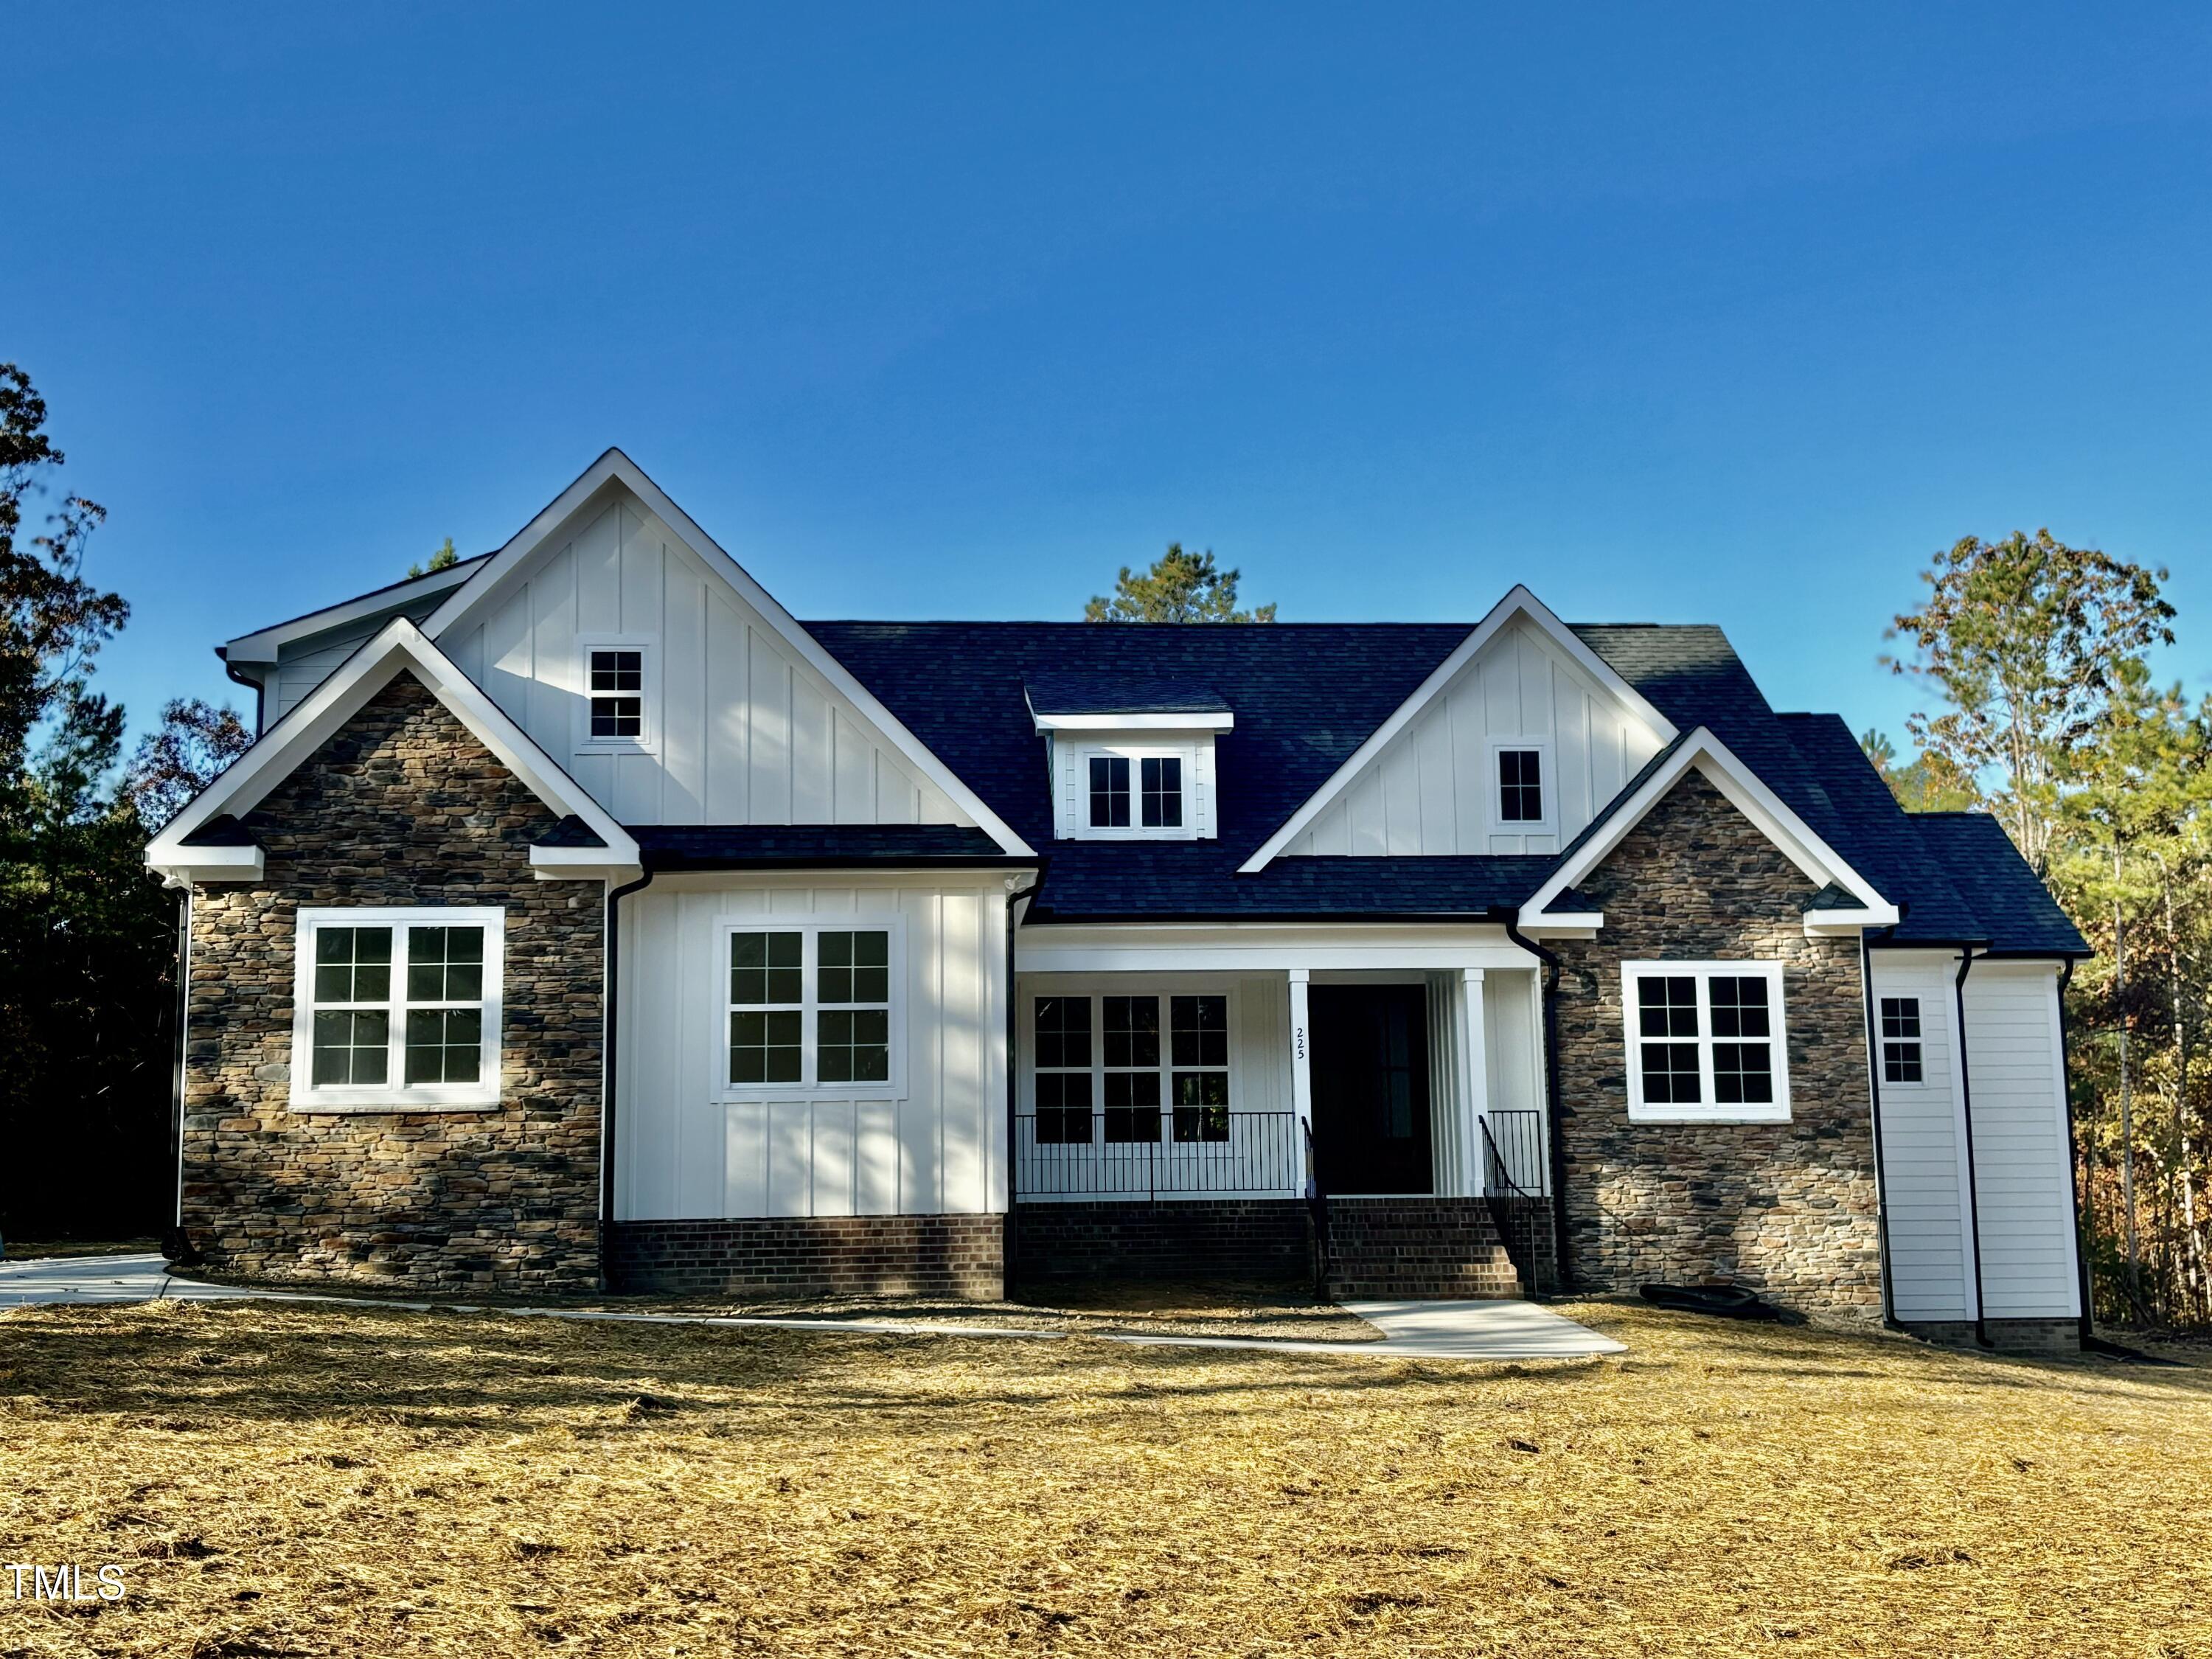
311, 1009, 389, 1086
1140, 756, 1183, 828
590, 697, 643, 739
1088, 756, 1130, 827
405, 1008, 483, 1085
1103, 997, 1161, 1068
731, 932, 803, 1006
1035, 1070, 1093, 1144
1498, 749, 1544, 822
1879, 998, 1921, 1040
1713, 1042, 1774, 1104
406, 925, 484, 1003
1710, 977, 1771, 1039
1882, 1043, 1924, 1085
313, 927, 392, 1004
818, 1009, 891, 1083
1170, 995, 1228, 1066
1034, 997, 1091, 1069
1103, 1069, 1163, 1142
1638, 976, 1700, 1039
819, 931, 891, 1006
1172, 1069, 1230, 1141
731, 1009, 803, 1083
589, 650, 643, 692
1641, 1041, 1702, 1104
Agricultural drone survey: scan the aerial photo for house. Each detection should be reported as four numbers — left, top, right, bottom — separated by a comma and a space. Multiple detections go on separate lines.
147, 450, 2090, 1352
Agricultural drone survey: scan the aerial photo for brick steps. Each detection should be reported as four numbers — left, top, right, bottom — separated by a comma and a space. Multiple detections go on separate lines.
1322, 1197, 1523, 1300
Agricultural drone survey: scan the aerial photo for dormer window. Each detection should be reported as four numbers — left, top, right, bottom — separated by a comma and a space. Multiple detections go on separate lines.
1029, 675, 1230, 842
575, 634, 657, 754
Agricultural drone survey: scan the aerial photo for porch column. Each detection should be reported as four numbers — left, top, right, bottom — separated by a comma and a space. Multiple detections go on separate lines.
1287, 970, 1313, 1194
1458, 968, 1489, 1197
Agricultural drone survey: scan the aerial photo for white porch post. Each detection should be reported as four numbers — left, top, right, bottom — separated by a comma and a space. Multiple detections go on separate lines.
1458, 967, 1489, 1197
1287, 969, 1313, 1194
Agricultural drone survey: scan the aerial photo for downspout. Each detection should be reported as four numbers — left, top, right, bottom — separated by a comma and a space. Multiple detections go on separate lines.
164, 886, 198, 1264
221, 653, 266, 737
1003, 873, 1044, 1298
2055, 958, 2095, 1346
1859, 931, 1900, 1329
1955, 947, 1994, 1347
1503, 915, 1571, 1294
599, 866, 655, 1293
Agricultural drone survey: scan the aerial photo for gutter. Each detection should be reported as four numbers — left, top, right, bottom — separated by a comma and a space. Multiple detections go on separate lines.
2054, 958, 2096, 1346
1003, 872, 1045, 1298
599, 866, 656, 1293
1954, 947, 1994, 1347
1502, 914, 1572, 1294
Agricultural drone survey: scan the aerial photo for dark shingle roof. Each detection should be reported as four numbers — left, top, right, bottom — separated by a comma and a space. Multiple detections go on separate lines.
1024, 672, 1231, 717
630, 824, 1023, 872
535, 814, 608, 849
806, 617, 2086, 950
1910, 813, 2089, 956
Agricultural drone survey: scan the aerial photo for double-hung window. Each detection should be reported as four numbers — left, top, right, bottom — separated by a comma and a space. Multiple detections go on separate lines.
1879, 996, 1925, 1085
720, 919, 905, 1097
1621, 961, 1790, 1122
1026, 992, 1231, 1144
576, 636, 656, 753
290, 907, 504, 1110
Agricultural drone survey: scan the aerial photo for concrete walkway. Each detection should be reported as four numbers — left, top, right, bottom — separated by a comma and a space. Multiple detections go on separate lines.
1, 1252, 1624, 1361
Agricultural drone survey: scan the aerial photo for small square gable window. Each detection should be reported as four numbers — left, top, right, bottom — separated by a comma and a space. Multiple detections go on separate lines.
1488, 738, 1555, 832
576, 636, 655, 753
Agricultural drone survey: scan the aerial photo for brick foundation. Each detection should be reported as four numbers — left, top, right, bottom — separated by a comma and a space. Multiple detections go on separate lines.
1012, 1200, 1314, 1283
608, 1215, 1005, 1299
1901, 1318, 2082, 1357
1322, 1197, 1523, 1299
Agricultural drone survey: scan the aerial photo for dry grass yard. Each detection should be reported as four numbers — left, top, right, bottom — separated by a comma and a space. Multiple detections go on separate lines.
1, 1295, 2207, 1658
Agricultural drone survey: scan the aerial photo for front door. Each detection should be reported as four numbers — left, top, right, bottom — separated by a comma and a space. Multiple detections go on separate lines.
1309, 984, 1433, 1194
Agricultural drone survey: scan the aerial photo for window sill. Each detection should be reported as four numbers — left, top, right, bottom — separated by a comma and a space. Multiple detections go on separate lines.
714, 1086, 908, 1105
1625, 1107, 1791, 1126
289, 1097, 502, 1114
573, 742, 659, 758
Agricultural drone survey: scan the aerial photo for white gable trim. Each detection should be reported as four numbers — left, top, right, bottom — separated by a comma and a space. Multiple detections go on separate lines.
1237, 585, 1678, 873
419, 448, 1034, 858
147, 618, 641, 888
1515, 727, 1899, 935
221, 557, 488, 666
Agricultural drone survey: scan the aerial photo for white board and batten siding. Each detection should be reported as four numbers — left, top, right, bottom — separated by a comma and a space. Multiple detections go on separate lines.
422, 490, 965, 829
1869, 950, 2080, 1324
619, 875, 1010, 1222
1284, 618, 1666, 858
1960, 961, 2081, 1319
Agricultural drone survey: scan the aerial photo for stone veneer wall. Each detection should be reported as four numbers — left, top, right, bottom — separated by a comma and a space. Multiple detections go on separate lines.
1549, 771, 1883, 1326
181, 672, 604, 1293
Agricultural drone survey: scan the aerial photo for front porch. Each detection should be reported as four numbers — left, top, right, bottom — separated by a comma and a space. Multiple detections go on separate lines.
1009, 929, 1559, 1298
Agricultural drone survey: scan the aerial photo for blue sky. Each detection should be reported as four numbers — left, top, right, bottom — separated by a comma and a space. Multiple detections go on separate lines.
8, 4, 2212, 748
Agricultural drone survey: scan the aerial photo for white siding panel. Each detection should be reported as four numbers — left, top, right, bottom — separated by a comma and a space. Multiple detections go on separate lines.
1869, 955, 1972, 1321
1284, 617, 1667, 858
1963, 964, 2080, 1319
616, 875, 1009, 1221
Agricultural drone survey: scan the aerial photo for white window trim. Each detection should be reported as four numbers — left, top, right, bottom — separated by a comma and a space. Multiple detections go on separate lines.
714, 916, 909, 1102
1876, 992, 1934, 1090
1022, 985, 1239, 1128
1621, 959, 1791, 1124
289, 905, 505, 1112
1074, 742, 1199, 840
574, 633, 660, 756
1486, 736, 1558, 835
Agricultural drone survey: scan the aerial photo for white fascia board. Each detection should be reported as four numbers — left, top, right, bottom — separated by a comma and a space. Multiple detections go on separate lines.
153, 846, 266, 888
147, 618, 639, 881
529, 849, 644, 883
419, 448, 1034, 859
221, 560, 484, 665
1030, 712, 1234, 733
1516, 727, 1898, 931
1237, 584, 1678, 872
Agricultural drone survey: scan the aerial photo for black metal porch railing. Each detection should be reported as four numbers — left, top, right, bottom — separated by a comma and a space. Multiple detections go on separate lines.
1481, 1108, 1546, 1197
1015, 1110, 1304, 1200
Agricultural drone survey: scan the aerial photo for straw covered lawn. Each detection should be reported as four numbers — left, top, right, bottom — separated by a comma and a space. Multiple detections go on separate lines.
1, 1296, 2207, 1657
